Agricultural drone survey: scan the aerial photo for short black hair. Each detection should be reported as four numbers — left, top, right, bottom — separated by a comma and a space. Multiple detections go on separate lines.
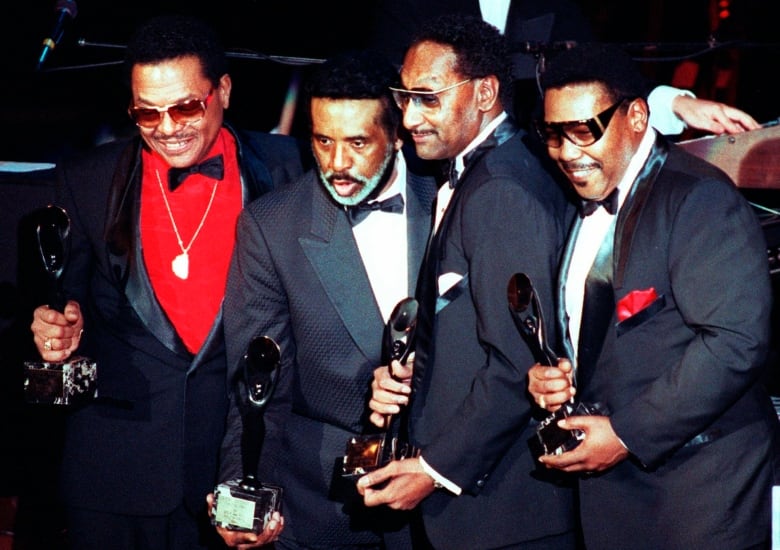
539, 43, 652, 103
304, 49, 401, 139
409, 14, 512, 108
124, 14, 228, 89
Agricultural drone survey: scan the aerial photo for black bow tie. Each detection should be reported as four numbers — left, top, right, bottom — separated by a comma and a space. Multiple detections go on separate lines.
446, 160, 459, 189
168, 154, 225, 191
347, 193, 405, 226
579, 187, 619, 218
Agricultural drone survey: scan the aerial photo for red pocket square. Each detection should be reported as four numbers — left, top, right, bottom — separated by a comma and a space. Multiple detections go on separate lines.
616, 288, 658, 322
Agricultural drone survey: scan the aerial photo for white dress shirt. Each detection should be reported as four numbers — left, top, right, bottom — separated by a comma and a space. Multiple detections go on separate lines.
565, 128, 656, 361
433, 111, 509, 233
351, 151, 410, 323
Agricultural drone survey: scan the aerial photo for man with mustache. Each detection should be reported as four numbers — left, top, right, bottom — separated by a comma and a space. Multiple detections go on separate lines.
216, 50, 436, 549
528, 42, 778, 549
29, 15, 304, 549
357, 14, 576, 549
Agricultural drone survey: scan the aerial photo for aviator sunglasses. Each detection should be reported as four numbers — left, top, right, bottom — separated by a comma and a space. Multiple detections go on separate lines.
128, 89, 214, 128
536, 98, 631, 148
389, 78, 473, 112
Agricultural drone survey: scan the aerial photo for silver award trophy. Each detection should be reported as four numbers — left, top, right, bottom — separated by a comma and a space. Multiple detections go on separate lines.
212, 336, 283, 534
342, 297, 420, 478
23, 205, 97, 405
507, 273, 605, 459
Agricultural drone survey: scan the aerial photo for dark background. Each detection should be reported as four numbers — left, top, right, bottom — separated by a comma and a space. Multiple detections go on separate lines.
1, 0, 779, 163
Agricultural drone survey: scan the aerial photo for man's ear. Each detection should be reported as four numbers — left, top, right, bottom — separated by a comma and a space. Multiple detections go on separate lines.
476, 75, 500, 112
627, 98, 649, 133
218, 74, 232, 109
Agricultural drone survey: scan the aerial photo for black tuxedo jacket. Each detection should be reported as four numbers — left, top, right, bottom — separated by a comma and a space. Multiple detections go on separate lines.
558, 136, 779, 548
220, 162, 436, 547
409, 120, 575, 549
55, 125, 304, 516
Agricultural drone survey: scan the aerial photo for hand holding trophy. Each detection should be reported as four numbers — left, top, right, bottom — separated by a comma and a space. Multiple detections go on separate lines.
342, 297, 420, 478
212, 336, 283, 534
24, 205, 97, 405
507, 273, 605, 459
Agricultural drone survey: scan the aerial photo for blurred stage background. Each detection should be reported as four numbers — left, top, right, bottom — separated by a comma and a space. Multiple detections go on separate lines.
0, 1, 778, 547
0, 0, 778, 161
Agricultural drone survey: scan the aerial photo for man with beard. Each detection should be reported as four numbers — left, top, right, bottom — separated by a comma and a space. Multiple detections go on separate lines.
29, 14, 304, 550
215, 50, 436, 549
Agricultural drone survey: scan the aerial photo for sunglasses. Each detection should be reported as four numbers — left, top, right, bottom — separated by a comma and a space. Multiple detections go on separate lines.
536, 99, 628, 148
389, 78, 472, 112
128, 90, 214, 128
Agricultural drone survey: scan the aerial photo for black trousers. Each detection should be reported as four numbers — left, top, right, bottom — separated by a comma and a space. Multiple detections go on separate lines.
65, 502, 227, 550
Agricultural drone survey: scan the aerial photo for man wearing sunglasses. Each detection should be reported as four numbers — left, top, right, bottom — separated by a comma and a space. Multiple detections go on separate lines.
528, 43, 777, 549
29, 14, 304, 550
357, 14, 577, 549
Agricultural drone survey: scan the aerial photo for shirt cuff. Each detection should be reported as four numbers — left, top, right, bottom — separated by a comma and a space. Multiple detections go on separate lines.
647, 85, 696, 136
419, 455, 462, 496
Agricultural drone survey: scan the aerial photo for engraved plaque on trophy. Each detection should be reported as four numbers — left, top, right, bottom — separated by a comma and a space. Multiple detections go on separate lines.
342, 297, 421, 478
507, 273, 605, 459
23, 205, 97, 405
212, 336, 283, 533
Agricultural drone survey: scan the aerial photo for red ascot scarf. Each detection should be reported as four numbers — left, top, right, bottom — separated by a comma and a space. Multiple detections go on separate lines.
140, 128, 242, 354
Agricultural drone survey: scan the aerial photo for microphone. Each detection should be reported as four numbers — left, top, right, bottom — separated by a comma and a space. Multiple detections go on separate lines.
515, 41, 577, 55
37, 0, 78, 70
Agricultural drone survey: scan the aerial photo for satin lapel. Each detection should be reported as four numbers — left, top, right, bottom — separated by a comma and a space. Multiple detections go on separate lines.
456, 118, 518, 189
189, 308, 224, 373
434, 118, 518, 260
577, 222, 616, 383
557, 218, 580, 365
405, 171, 436, 292
299, 183, 383, 361
613, 136, 669, 289
104, 140, 190, 358
125, 207, 190, 356
411, 194, 441, 401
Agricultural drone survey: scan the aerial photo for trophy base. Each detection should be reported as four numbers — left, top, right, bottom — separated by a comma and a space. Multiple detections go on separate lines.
342, 434, 420, 479
528, 401, 607, 459
23, 356, 97, 405
212, 479, 282, 534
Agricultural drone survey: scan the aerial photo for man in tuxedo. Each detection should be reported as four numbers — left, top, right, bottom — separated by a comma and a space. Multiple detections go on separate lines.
216, 50, 436, 549
528, 43, 779, 548
357, 15, 577, 549
29, 15, 304, 549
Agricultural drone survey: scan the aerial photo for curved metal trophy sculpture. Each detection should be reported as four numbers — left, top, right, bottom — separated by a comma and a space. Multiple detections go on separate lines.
23, 205, 97, 405
507, 273, 605, 459
342, 297, 421, 478
212, 336, 283, 534
507, 272, 558, 367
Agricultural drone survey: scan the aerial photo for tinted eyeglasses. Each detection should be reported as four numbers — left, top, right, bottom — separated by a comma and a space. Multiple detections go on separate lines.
389, 78, 472, 112
537, 99, 628, 148
128, 90, 214, 128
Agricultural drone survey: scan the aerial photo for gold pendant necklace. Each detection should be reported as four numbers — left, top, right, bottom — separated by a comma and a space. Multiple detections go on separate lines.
155, 169, 219, 280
